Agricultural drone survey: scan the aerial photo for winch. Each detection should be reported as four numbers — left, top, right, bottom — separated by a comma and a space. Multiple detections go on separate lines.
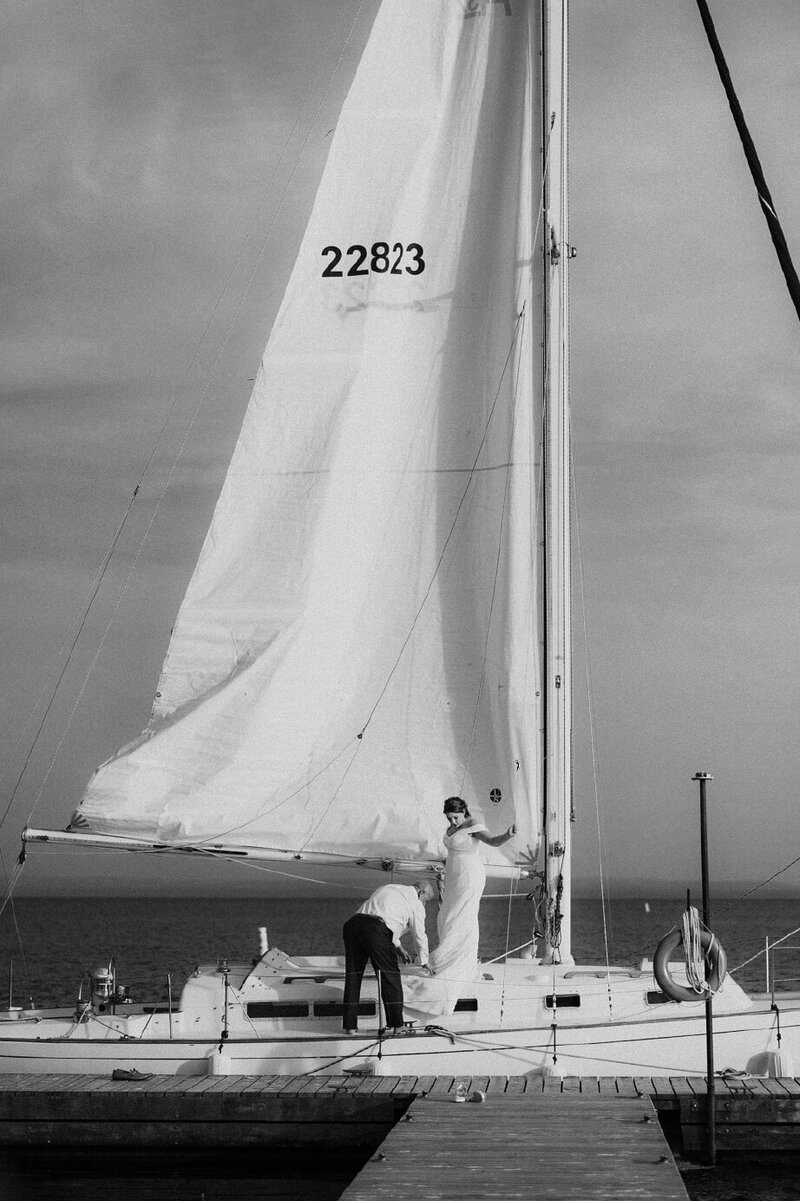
83, 963, 131, 1011
89, 965, 113, 1004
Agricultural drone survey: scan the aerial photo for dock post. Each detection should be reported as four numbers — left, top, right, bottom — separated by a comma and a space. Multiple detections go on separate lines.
694, 770, 716, 1166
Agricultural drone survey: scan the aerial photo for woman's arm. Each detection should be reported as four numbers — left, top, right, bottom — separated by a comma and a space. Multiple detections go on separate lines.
471, 824, 516, 847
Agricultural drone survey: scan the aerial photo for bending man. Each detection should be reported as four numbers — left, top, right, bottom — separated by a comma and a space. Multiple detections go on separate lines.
342, 879, 436, 1035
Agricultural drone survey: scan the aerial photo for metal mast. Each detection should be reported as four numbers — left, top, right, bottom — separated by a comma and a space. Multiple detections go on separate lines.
541, 0, 572, 963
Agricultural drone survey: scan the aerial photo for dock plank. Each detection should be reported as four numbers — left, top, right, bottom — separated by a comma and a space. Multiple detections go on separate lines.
411, 1074, 437, 1095
775, 1076, 800, 1096
759, 1078, 791, 1097
426, 1076, 455, 1096
370, 1076, 402, 1094
669, 1077, 701, 1097
340, 1092, 687, 1200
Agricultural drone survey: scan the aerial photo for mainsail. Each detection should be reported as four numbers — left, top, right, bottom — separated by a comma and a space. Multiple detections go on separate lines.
65, 0, 546, 874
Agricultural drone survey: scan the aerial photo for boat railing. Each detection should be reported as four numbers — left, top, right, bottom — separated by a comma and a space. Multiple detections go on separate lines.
765, 937, 800, 994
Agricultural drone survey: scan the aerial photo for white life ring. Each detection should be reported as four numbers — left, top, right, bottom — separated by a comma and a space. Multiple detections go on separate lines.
653, 928, 727, 1003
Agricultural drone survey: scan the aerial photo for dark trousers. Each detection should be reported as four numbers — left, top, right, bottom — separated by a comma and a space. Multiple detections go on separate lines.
342, 914, 404, 1030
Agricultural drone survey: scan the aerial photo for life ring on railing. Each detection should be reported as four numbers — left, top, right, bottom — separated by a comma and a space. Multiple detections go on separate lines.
653, 928, 727, 1003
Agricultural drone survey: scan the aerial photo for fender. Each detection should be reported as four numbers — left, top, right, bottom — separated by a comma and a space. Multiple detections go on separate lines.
653, 928, 727, 1003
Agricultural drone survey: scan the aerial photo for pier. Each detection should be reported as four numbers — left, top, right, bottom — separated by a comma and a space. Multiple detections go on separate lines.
341, 1087, 686, 1200
1, 1073, 800, 1197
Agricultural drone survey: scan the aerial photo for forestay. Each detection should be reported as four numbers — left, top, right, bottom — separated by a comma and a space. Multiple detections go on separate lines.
72, 0, 544, 874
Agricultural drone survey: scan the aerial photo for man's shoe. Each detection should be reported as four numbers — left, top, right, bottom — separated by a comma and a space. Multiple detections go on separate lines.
344, 1029, 358, 1035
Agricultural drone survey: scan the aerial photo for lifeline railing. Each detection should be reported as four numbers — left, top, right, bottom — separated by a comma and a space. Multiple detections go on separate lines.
765, 938, 800, 996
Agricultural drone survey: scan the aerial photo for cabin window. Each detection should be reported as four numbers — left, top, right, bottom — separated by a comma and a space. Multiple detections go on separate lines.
453, 998, 478, 1012
284, 976, 327, 984
246, 1002, 310, 1019
545, 993, 581, 1009
646, 990, 671, 1005
313, 1002, 376, 1018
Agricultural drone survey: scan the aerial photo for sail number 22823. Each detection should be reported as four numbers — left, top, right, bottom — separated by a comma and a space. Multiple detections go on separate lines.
321, 242, 425, 277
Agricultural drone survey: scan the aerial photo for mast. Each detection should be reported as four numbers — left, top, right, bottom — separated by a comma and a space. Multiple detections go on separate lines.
541, 0, 572, 963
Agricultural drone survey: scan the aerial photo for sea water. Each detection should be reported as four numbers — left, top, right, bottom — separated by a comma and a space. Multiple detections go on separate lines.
0, 894, 798, 1200
3, 893, 799, 1008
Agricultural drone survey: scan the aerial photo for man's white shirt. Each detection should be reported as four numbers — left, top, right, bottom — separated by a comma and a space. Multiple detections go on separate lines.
357, 884, 429, 965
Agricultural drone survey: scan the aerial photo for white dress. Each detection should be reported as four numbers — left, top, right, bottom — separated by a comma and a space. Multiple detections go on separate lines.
403, 823, 487, 1017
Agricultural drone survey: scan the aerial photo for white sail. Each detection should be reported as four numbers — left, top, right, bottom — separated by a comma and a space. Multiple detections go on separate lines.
70, 0, 544, 873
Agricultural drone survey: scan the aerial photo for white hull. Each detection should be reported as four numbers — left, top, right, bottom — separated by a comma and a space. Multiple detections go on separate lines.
1, 955, 797, 1080
0, 1008, 796, 1080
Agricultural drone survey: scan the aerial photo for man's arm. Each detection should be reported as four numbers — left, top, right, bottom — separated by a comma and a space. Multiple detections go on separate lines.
407, 901, 429, 966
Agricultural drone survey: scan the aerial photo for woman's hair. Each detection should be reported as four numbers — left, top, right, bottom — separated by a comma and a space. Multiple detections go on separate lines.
443, 795, 470, 817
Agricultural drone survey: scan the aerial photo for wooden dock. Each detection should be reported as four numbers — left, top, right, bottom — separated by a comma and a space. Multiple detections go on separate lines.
341, 1090, 687, 1201
0, 1072, 799, 1166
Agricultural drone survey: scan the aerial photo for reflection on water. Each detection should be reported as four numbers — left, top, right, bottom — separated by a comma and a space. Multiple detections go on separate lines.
0, 1148, 371, 1201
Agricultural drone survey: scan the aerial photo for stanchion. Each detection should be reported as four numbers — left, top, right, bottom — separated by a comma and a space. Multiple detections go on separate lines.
693, 770, 716, 1166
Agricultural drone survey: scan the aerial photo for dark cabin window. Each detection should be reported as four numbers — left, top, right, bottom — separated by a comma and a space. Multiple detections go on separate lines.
453, 998, 478, 1012
545, 993, 581, 1008
246, 1002, 310, 1018
646, 990, 671, 1005
313, 1002, 376, 1018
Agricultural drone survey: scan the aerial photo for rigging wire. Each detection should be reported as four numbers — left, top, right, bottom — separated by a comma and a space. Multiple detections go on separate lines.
177, 848, 365, 892
460, 309, 527, 792
732, 921, 800, 978
570, 452, 614, 992
0, 505, 143, 837
10, 0, 371, 837
694, 0, 800, 326
734, 853, 800, 903
0, 859, 25, 926
0, 847, 27, 985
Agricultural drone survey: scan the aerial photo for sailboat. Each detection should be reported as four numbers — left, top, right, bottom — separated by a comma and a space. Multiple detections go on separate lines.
6, 0, 800, 1078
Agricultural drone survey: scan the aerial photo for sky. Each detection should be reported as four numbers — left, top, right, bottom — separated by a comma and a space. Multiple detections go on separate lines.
2, 0, 800, 900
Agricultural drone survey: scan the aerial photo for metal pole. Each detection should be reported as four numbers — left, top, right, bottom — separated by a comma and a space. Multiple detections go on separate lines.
693, 771, 716, 1167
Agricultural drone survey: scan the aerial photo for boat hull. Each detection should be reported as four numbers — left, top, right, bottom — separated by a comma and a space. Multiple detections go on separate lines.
0, 1000, 796, 1079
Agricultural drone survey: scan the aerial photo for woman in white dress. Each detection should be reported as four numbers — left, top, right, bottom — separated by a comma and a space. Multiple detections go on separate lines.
429, 797, 515, 1004
404, 796, 515, 1017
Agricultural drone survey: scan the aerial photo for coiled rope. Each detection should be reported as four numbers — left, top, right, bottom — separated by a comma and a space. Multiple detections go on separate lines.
682, 906, 709, 995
